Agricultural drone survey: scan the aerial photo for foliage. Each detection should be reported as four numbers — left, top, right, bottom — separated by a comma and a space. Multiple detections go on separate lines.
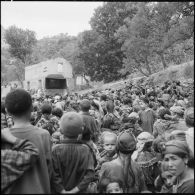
184, 62, 194, 79
4, 26, 37, 86
75, 2, 138, 82
5, 26, 37, 64
116, 2, 194, 76
29, 33, 79, 74
1, 2, 194, 84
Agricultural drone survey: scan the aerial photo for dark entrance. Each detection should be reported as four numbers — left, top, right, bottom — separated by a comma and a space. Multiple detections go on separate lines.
45, 74, 67, 89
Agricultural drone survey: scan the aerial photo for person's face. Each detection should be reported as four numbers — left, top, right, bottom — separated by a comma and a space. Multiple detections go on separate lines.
161, 171, 177, 188
103, 136, 116, 154
106, 182, 123, 193
164, 100, 169, 106
139, 101, 147, 109
163, 153, 187, 177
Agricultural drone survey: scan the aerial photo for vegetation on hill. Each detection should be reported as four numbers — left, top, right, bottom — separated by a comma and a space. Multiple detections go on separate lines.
1, 2, 194, 86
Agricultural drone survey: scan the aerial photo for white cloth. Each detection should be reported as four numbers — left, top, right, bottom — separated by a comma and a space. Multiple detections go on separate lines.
185, 127, 194, 157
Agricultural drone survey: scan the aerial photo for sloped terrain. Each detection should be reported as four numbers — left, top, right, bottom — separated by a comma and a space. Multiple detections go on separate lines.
77, 61, 194, 94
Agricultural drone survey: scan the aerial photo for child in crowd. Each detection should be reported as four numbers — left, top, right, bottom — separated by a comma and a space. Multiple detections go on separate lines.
36, 103, 55, 135
98, 131, 117, 168
50, 107, 64, 145
51, 112, 96, 193
119, 112, 142, 137
98, 176, 124, 193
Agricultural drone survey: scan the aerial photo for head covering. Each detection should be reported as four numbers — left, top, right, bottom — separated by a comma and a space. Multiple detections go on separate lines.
60, 112, 83, 138
177, 100, 186, 108
128, 112, 139, 119
136, 132, 154, 151
184, 107, 194, 126
137, 132, 154, 143
157, 107, 171, 119
162, 140, 189, 156
116, 130, 136, 154
170, 106, 184, 115
169, 130, 186, 141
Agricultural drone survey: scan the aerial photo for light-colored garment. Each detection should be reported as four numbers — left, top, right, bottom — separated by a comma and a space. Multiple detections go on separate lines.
186, 127, 194, 156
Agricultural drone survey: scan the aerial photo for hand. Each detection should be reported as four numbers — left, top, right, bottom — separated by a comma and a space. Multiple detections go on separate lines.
164, 114, 172, 120
61, 191, 74, 194
1, 128, 17, 144
61, 189, 77, 194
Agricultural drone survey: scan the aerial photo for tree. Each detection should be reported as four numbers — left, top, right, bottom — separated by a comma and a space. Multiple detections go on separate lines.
116, 2, 194, 76
76, 2, 138, 82
116, 2, 159, 76
5, 26, 37, 86
5, 26, 37, 65
149, 2, 194, 68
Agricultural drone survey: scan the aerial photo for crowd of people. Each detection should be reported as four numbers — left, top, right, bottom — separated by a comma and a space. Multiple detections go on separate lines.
1, 79, 194, 193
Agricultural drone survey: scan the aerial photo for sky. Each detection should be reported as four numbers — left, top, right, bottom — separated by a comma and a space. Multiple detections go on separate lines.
1, 1, 104, 40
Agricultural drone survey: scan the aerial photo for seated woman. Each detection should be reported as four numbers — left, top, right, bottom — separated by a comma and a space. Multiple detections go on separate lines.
162, 139, 194, 193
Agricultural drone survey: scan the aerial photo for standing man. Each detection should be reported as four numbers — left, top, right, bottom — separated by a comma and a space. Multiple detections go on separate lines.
139, 97, 156, 134
79, 99, 99, 143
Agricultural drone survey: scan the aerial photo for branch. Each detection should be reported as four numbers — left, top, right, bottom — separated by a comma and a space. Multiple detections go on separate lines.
132, 57, 150, 77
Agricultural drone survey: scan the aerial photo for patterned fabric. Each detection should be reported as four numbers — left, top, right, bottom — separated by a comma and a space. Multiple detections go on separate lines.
51, 130, 64, 145
1, 114, 14, 129
50, 116, 60, 132
36, 116, 55, 135
1, 139, 39, 193
7, 115, 14, 128
102, 113, 121, 131
136, 151, 160, 185
1, 113, 7, 129
119, 122, 143, 137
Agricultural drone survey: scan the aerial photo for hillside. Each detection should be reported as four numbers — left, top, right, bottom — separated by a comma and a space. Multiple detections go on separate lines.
77, 60, 194, 94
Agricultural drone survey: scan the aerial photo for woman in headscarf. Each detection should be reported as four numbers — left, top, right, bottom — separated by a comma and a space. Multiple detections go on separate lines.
99, 130, 148, 193
161, 140, 194, 193
90, 99, 104, 128
169, 106, 188, 131
153, 108, 175, 139
102, 100, 121, 132
133, 132, 160, 192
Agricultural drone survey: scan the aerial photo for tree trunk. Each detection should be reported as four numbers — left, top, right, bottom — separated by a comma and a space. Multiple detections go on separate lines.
72, 73, 77, 90
145, 57, 152, 75
159, 52, 168, 69
136, 66, 149, 77
83, 74, 89, 86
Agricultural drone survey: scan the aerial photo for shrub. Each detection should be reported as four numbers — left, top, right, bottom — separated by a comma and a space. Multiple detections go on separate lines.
184, 63, 194, 79
168, 69, 178, 80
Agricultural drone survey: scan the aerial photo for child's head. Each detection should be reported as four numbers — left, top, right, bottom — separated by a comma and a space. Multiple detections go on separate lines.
52, 107, 63, 118
184, 107, 194, 127
5, 89, 32, 118
140, 97, 149, 110
60, 112, 83, 139
101, 131, 117, 155
106, 100, 115, 113
80, 99, 91, 112
41, 103, 52, 115
161, 171, 177, 189
99, 177, 123, 193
